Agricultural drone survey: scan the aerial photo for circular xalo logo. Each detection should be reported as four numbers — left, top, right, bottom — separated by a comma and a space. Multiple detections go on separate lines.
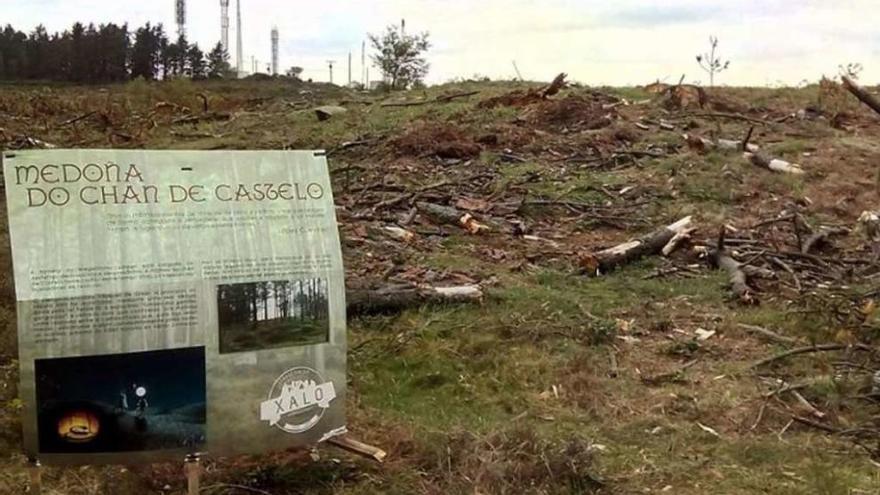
259, 367, 337, 434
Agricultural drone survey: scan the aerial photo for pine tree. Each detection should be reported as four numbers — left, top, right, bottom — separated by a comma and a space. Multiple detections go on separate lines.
188, 45, 206, 80
206, 42, 231, 79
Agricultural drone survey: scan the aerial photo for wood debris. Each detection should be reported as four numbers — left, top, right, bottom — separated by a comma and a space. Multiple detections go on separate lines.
346, 283, 483, 316
580, 216, 693, 275
841, 75, 880, 117
744, 151, 804, 174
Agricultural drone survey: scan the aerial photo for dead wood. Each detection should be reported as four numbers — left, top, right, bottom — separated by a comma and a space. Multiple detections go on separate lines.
641, 359, 699, 386
801, 227, 849, 254
327, 139, 376, 156
751, 343, 875, 369
327, 435, 387, 462
416, 201, 488, 233
373, 180, 452, 210
684, 133, 759, 153
196, 92, 209, 112
737, 323, 800, 345
380, 90, 480, 107
713, 251, 755, 304
59, 111, 96, 127
540, 73, 567, 98
841, 75, 880, 117
346, 284, 483, 316
478, 73, 567, 108
791, 415, 839, 433
686, 111, 771, 126
580, 216, 692, 275
745, 151, 804, 174
709, 228, 758, 304
741, 126, 755, 151
171, 112, 232, 125
662, 84, 707, 110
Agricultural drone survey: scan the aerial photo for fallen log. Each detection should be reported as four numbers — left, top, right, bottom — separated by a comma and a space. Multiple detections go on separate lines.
380, 90, 480, 107
751, 343, 875, 369
801, 227, 849, 254
744, 151, 804, 175
346, 284, 483, 316
416, 201, 488, 234
579, 216, 692, 275
737, 323, 800, 345
712, 250, 755, 304
841, 75, 880, 117
709, 228, 760, 304
684, 134, 759, 153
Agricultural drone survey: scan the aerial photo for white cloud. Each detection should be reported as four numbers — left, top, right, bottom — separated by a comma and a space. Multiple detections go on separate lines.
2, 0, 877, 85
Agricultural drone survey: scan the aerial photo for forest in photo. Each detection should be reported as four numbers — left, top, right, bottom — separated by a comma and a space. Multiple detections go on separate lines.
217, 278, 329, 354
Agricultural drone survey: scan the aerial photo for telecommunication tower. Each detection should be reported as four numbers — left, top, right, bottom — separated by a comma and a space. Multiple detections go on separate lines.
271, 26, 279, 76
220, 0, 230, 53
236, 0, 244, 76
175, 0, 186, 38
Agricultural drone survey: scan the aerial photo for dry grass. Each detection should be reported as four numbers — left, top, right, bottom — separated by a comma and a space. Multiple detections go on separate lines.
1, 78, 880, 494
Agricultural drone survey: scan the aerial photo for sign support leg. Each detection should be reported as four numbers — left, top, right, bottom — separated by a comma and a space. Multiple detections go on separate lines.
184, 453, 201, 495
27, 457, 42, 494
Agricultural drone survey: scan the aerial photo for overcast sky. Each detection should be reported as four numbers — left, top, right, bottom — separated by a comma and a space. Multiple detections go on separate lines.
3, 0, 878, 86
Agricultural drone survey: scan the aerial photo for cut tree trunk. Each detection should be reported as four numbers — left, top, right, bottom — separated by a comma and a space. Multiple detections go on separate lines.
346, 284, 483, 316
416, 201, 488, 233
684, 134, 759, 153
710, 250, 756, 304
745, 151, 804, 175
580, 216, 692, 275
842, 75, 880, 117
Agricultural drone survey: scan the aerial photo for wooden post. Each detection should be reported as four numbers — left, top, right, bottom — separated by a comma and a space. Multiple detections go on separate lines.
27, 457, 42, 494
184, 454, 201, 495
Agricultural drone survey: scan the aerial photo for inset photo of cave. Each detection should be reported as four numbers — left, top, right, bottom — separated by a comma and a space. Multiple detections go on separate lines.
217, 278, 330, 354
34, 347, 206, 454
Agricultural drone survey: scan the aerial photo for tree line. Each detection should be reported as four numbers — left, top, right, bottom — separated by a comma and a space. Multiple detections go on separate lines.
0, 22, 233, 83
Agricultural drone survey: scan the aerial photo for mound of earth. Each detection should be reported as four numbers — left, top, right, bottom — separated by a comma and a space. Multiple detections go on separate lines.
391, 122, 481, 159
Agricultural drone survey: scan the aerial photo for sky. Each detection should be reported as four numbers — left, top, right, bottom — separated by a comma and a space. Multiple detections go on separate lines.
3, 0, 878, 86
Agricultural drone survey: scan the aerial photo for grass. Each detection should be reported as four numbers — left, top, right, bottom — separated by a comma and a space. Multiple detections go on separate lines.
219, 317, 329, 354
1, 78, 879, 494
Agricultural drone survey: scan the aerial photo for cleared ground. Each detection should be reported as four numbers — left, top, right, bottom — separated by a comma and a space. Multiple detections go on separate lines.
0, 77, 879, 494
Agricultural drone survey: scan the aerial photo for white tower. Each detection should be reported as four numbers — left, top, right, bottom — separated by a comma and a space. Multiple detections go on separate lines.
271, 26, 279, 76
236, 0, 244, 76
175, 0, 186, 38
220, 0, 229, 53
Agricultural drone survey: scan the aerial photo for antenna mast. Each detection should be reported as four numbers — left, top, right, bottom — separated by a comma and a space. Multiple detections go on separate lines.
327, 60, 335, 84
235, 0, 243, 76
271, 26, 279, 76
175, 0, 186, 38
220, 0, 229, 53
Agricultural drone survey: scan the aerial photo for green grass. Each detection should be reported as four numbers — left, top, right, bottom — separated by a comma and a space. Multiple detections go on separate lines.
219, 317, 329, 353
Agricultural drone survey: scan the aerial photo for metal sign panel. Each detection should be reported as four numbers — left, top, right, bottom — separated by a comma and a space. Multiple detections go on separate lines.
3, 149, 346, 464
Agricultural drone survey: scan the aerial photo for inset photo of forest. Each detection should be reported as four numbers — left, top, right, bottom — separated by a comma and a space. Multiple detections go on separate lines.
217, 278, 330, 354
